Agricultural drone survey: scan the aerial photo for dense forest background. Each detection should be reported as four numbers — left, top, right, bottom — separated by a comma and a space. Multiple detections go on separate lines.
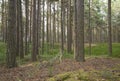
0, 0, 120, 81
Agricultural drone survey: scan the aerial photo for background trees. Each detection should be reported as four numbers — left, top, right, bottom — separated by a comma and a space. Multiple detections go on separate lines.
0, 0, 119, 68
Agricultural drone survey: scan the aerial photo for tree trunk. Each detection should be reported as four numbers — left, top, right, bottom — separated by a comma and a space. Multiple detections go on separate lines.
41, 0, 45, 54
75, 0, 85, 62
25, 0, 29, 55
19, 0, 24, 59
32, 0, 37, 61
36, 0, 41, 55
7, 0, 17, 68
29, 0, 33, 43
61, 0, 64, 55
67, 0, 72, 53
108, 0, 112, 56
74, 0, 77, 58
88, 0, 92, 55
53, 2, 56, 48
1, 0, 5, 42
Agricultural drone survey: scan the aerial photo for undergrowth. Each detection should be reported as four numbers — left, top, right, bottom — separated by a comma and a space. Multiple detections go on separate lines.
47, 69, 120, 81
0, 42, 120, 65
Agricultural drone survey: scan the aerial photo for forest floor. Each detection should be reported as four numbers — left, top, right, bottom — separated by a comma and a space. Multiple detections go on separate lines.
0, 57, 120, 81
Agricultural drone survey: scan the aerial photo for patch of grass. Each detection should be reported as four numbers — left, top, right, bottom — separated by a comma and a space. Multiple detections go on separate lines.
0, 42, 120, 65
111, 43, 120, 58
62, 49, 74, 59
0, 42, 6, 64
39, 43, 73, 61
85, 43, 120, 58
17, 54, 31, 65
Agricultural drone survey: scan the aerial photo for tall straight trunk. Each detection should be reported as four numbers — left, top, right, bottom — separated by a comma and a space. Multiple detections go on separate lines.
25, 0, 29, 55
32, 0, 37, 61
46, 1, 50, 53
108, 0, 112, 56
63, 4, 66, 45
115, 27, 117, 43
57, 2, 60, 43
88, 0, 92, 55
61, 0, 64, 55
74, 0, 77, 58
53, 2, 56, 48
67, 0, 72, 53
7, 0, 17, 68
49, 2, 52, 48
16, 0, 24, 58
41, 0, 45, 54
39, 0, 42, 50
19, 0, 24, 59
75, 0, 85, 62
16, 0, 20, 56
1, 0, 5, 41
46, 1, 49, 43
29, 0, 33, 43
36, 0, 41, 55
5, 0, 8, 43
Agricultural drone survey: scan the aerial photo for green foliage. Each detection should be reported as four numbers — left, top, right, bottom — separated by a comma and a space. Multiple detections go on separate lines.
39, 43, 73, 61
47, 69, 120, 81
111, 43, 120, 58
47, 72, 71, 81
0, 42, 120, 65
17, 54, 31, 65
100, 70, 115, 80
63, 51, 73, 59
47, 70, 95, 81
48, 66, 54, 77
85, 43, 120, 58
0, 42, 6, 64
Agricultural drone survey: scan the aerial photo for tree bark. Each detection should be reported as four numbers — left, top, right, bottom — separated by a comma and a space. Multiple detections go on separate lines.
108, 0, 112, 56
41, 0, 45, 54
7, 0, 17, 68
19, 0, 24, 59
88, 0, 92, 55
32, 0, 37, 61
61, 0, 64, 55
67, 0, 72, 53
75, 0, 85, 62
25, 0, 29, 55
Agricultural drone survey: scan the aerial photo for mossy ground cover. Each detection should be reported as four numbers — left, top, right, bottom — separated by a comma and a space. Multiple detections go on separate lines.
0, 43, 119, 81
0, 57, 120, 81
47, 68, 120, 81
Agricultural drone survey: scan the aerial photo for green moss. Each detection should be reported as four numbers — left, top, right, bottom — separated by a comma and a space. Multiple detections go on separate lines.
47, 78, 55, 81
47, 69, 120, 81
54, 72, 71, 81
47, 72, 71, 81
